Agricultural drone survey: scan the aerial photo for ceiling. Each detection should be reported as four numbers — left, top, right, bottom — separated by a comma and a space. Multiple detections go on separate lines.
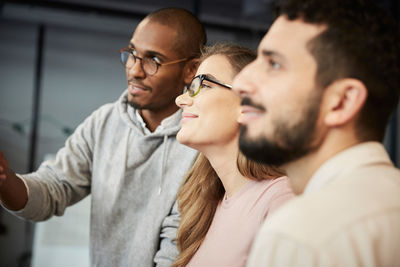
1, 0, 398, 35
2, 0, 277, 33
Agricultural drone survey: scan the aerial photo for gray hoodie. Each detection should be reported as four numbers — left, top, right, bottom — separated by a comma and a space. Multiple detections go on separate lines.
9, 90, 198, 266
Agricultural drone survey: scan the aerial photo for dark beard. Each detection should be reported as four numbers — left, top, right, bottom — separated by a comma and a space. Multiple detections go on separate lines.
239, 89, 322, 166
127, 99, 144, 110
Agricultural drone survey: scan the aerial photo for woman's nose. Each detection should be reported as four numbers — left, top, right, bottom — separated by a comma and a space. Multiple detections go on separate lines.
175, 92, 193, 108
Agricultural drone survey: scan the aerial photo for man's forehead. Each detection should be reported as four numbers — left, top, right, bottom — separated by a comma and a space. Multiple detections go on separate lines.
130, 20, 179, 57
133, 19, 178, 39
258, 16, 326, 52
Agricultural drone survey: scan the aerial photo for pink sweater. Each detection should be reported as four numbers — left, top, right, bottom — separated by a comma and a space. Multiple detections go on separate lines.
186, 176, 294, 267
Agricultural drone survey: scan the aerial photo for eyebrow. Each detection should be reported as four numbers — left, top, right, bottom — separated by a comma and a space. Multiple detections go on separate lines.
204, 74, 219, 81
261, 49, 286, 62
204, 74, 226, 85
129, 43, 166, 59
203, 74, 232, 89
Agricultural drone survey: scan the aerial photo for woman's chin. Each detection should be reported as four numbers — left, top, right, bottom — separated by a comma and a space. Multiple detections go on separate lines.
177, 132, 190, 145
177, 133, 199, 150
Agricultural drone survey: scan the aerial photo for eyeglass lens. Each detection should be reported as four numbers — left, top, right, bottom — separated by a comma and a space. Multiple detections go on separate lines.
121, 50, 158, 75
188, 76, 202, 96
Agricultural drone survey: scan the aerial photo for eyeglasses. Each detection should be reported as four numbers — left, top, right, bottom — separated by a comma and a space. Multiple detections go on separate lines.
184, 74, 232, 97
119, 47, 189, 76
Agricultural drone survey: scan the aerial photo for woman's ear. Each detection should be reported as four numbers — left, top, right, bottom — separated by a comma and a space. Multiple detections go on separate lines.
183, 58, 200, 85
323, 78, 368, 127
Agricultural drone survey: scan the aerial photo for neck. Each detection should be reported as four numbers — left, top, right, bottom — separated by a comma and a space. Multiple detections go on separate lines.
202, 139, 249, 198
284, 128, 362, 195
140, 105, 179, 132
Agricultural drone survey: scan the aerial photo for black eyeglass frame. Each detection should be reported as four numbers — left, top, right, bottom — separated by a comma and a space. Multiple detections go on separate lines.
185, 74, 232, 97
119, 47, 189, 76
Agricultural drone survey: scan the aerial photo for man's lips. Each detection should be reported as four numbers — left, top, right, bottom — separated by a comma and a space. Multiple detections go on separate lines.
181, 112, 198, 124
238, 105, 265, 124
128, 83, 151, 95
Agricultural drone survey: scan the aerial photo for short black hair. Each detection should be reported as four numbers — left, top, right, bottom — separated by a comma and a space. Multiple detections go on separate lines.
146, 7, 207, 58
275, 0, 400, 141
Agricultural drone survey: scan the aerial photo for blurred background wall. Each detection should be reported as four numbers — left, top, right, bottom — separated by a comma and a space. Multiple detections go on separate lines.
0, 0, 399, 266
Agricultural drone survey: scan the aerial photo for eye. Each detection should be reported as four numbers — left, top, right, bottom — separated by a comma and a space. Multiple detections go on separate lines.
130, 48, 137, 56
151, 56, 161, 65
200, 83, 212, 89
268, 58, 281, 70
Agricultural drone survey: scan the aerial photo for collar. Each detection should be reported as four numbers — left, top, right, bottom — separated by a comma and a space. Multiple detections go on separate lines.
304, 142, 392, 194
128, 105, 182, 135
134, 109, 151, 135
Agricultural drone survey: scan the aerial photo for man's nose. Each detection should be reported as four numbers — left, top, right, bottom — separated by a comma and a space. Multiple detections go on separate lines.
127, 57, 146, 78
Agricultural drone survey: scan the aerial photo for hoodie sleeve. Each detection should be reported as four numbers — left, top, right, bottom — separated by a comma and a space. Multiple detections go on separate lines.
8, 108, 98, 221
154, 200, 180, 267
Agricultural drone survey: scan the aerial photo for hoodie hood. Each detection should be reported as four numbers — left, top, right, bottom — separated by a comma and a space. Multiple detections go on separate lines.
117, 89, 182, 137
116, 89, 186, 195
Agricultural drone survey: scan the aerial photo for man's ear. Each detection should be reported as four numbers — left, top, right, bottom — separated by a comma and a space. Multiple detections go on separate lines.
183, 58, 200, 85
324, 78, 368, 126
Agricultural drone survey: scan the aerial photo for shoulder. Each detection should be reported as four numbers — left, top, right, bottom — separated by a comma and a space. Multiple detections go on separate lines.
246, 176, 295, 219
90, 102, 118, 119
87, 90, 127, 122
257, 176, 294, 205
249, 159, 400, 266
265, 176, 292, 192
251, 198, 400, 266
80, 101, 119, 127
261, 172, 400, 246
69, 101, 120, 142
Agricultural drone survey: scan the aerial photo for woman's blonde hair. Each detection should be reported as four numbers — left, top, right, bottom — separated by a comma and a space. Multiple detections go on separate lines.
172, 43, 285, 267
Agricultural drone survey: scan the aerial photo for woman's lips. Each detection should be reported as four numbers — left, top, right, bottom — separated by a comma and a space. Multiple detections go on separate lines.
181, 112, 198, 124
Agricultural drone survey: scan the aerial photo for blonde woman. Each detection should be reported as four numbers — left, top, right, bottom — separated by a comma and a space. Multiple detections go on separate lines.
172, 43, 295, 267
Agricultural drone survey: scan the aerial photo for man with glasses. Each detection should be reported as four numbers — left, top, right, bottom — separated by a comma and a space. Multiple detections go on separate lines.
0, 7, 206, 267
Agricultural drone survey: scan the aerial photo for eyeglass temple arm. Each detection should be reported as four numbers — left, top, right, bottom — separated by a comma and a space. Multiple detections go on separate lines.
204, 76, 232, 89
160, 58, 190, 66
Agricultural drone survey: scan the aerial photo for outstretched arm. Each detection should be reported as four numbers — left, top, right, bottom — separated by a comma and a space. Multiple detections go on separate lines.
0, 150, 28, 210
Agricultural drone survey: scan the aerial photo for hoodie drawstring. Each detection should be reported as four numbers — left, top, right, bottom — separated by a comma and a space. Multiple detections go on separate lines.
159, 135, 169, 195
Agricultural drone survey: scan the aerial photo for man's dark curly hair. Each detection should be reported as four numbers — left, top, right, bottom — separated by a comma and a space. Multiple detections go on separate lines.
275, 0, 400, 141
